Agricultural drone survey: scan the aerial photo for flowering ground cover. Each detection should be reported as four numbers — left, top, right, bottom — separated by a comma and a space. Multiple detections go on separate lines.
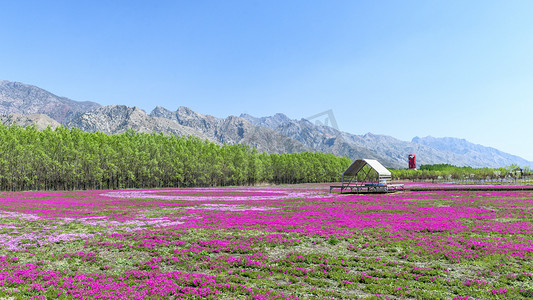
403, 182, 533, 190
0, 184, 532, 299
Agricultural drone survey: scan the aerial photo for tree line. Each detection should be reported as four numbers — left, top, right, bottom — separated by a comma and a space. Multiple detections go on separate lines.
1, 124, 528, 191
390, 163, 530, 182
0, 125, 352, 191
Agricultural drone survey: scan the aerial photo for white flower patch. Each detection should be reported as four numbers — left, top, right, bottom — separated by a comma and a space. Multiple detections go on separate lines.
101, 189, 328, 201
0, 210, 186, 232
194, 204, 278, 212
0, 231, 99, 251
0, 211, 41, 221
60, 216, 185, 229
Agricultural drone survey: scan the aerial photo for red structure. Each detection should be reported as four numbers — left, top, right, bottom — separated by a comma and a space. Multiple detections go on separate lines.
408, 154, 416, 169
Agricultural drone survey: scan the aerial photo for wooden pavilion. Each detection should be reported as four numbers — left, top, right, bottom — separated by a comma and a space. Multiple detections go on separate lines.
330, 159, 404, 193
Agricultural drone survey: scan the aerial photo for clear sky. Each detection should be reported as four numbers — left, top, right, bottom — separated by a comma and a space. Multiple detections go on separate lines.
1, 1, 532, 161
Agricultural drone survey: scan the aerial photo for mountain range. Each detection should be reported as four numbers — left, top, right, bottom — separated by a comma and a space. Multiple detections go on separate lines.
1, 80, 531, 168
0, 80, 100, 123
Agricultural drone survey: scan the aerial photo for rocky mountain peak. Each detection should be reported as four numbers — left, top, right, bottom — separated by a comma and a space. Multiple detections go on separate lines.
151, 105, 172, 116
176, 106, 197, 116
241, 112, 294, 129
145, 106, 309, 153
225, 115, 245, 123
0, 80, 101, 123
95, 105, 146, 119
239, 113, 257, 121
67, 104, 210, 139
272, 113, 291, 122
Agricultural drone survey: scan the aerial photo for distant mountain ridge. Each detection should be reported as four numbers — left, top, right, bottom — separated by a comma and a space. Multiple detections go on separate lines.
65, 105, 210, 139
149, 106, 311, 154
66, 105, 310, 154
411, 136, 532, 168
0, 80, 100, 123
241, 113, 533, 168
1, 79, 531, 168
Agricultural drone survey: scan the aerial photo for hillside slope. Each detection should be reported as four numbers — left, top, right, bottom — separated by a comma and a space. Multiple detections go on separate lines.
0, 80, 101, 123
412, 136, 533, 168
242, 113, 533, 168
0, 113, 60, 130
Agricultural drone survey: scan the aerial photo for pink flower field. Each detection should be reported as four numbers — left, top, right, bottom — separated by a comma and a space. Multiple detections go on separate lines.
0, 184, 532, 299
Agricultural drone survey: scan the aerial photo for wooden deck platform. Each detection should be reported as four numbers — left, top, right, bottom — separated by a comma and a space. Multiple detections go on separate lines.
330, 183, 404, 194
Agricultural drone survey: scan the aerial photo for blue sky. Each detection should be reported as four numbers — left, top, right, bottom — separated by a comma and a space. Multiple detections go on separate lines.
1, 1, 532, 161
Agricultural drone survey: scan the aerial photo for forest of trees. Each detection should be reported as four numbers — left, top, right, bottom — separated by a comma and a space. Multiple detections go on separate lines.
0, 125, 352, 191
0, 125, 528, 191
